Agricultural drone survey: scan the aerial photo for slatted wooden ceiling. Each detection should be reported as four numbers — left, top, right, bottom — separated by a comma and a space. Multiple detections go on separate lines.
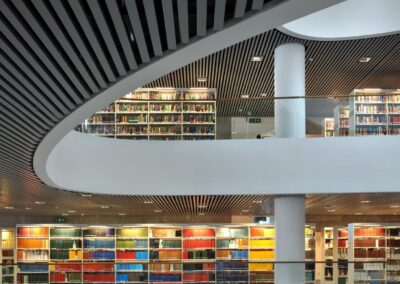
146, 30, 400, 117
0, 0, 399, 218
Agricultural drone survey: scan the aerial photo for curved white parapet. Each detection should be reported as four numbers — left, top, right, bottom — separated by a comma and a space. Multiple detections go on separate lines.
280, 0, 400, 41
33, 0, 349, 195
46, 131, 400, 195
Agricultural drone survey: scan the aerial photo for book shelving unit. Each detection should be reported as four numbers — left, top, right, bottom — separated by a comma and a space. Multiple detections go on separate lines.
348, 223, 400, 284
2, 228, 16, 284
349, 89, 400, 136
334, 106, 350, 136
15, 224, 318, 284
324, 227, 334, 282
323, 118, 334, 137
80, 88, 217, 141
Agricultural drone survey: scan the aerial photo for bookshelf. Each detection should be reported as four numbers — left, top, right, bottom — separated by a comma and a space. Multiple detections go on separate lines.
323, 118, 334, 137
348, 223, 400, 284
16, 225, 49, 284
80, 88, 217, 140
349, 89, 400, 136
2, 228, 16, 284
49, 226, 82, 284
324, 227, 334, 282
337, 227, 349, 284
305, 226, 316, 284
15, 223, 318, 284
334, 106, 350, 136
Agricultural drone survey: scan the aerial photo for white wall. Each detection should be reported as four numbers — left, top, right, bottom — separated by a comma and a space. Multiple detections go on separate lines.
231, 117, 275, 139
45, 131, 400, 195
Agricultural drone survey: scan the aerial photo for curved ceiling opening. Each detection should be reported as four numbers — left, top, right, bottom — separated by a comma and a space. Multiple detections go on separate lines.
280, 0, 400, 40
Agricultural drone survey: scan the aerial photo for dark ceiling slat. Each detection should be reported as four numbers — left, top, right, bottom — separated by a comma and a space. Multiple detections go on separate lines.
234, 0, 247, 18
0, 57, 63, 120
214, 0, 226, 30
177, 0, 189, 44
12, 0, 90, 101
125, 0, 151, 63
49, 0, 107, 89
252, 0, 264, 10
31, 0, 100, 94
196, 0, 207, 37
105, 0, 138, 70
143, 0, 163, 57
0, 27, 76, 115
67, 0, 116, 82
0, 77, 53, 125
87, 0, 128, 75
162, 0, 177, 50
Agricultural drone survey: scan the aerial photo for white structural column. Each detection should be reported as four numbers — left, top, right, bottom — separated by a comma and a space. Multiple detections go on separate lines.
274, 43, 306, 283
274, 43, 305, 138
275, 196, 306, 283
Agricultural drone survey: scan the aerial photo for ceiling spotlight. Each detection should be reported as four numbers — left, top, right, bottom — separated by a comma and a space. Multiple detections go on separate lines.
144, 200, 154, 204
81, 193, 92, 197
25, 207, 32, 210
359, 57, 372, 63
197, 77, 207, 82
198, 212, 205, 216
251, 56, 263, 62
68, 210, 76, 213
34, 201, 45, 205
253, 200, 262, 204
100, 205, 109, 209
390, 205, 400, 208
241, 94, 249, 99
154, 209, 162, 213
361, 200, 371, 204
118, 213, 126, 216
354, 212, 363, 215
62, 213, 69, 216
198, 205, 207, 208
5, 206, 14, 210
260, 93, 267, 97
308, 58, 314, 62
239, 109, 243, 112
327, 209, 336, 213
242, 209, 249, 213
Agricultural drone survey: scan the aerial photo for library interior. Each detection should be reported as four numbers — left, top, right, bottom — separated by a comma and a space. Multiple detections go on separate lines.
1, 0, 400, 283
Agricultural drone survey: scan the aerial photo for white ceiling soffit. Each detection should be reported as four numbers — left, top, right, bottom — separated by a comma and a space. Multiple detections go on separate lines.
33, 0, 345, 194
279, 0, 400, 41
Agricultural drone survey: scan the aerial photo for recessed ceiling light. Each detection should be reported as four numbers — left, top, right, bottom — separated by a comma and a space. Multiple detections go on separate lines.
251, 56, 263, 62
5, 206, 14, 210
359, 57, 372, 63
308, 58, 314, 62
81, 213, 85, 216
253, 200, 262, 204
198, 205, 207, 208
242, 209, 249, 213
100, 205, 109, 209
81, 193, 92, 197
144, 200, 153, 204
62, 213, 69, 216
118, 213, 126, 216
154, 209, 162, 213
361, 200, 371, 204
25, 207, 32, 210
327, 209, 336, 213
34, 201, 45, 205
68, 210, 76, 213
260, 93, 267, 97
239, 109, 243, 112
197, 77, 207, 82
198, 212, 205, 216
355, 212, 363, 215
241, 94, 249, 99
390, 205, 400, 208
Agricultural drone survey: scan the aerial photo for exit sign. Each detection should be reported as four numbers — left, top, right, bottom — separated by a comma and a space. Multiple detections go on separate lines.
249, 117, 261, 123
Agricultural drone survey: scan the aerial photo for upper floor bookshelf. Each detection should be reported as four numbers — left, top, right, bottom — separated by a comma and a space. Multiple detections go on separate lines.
349, 89, 400, 136
78, 88, 217, 141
